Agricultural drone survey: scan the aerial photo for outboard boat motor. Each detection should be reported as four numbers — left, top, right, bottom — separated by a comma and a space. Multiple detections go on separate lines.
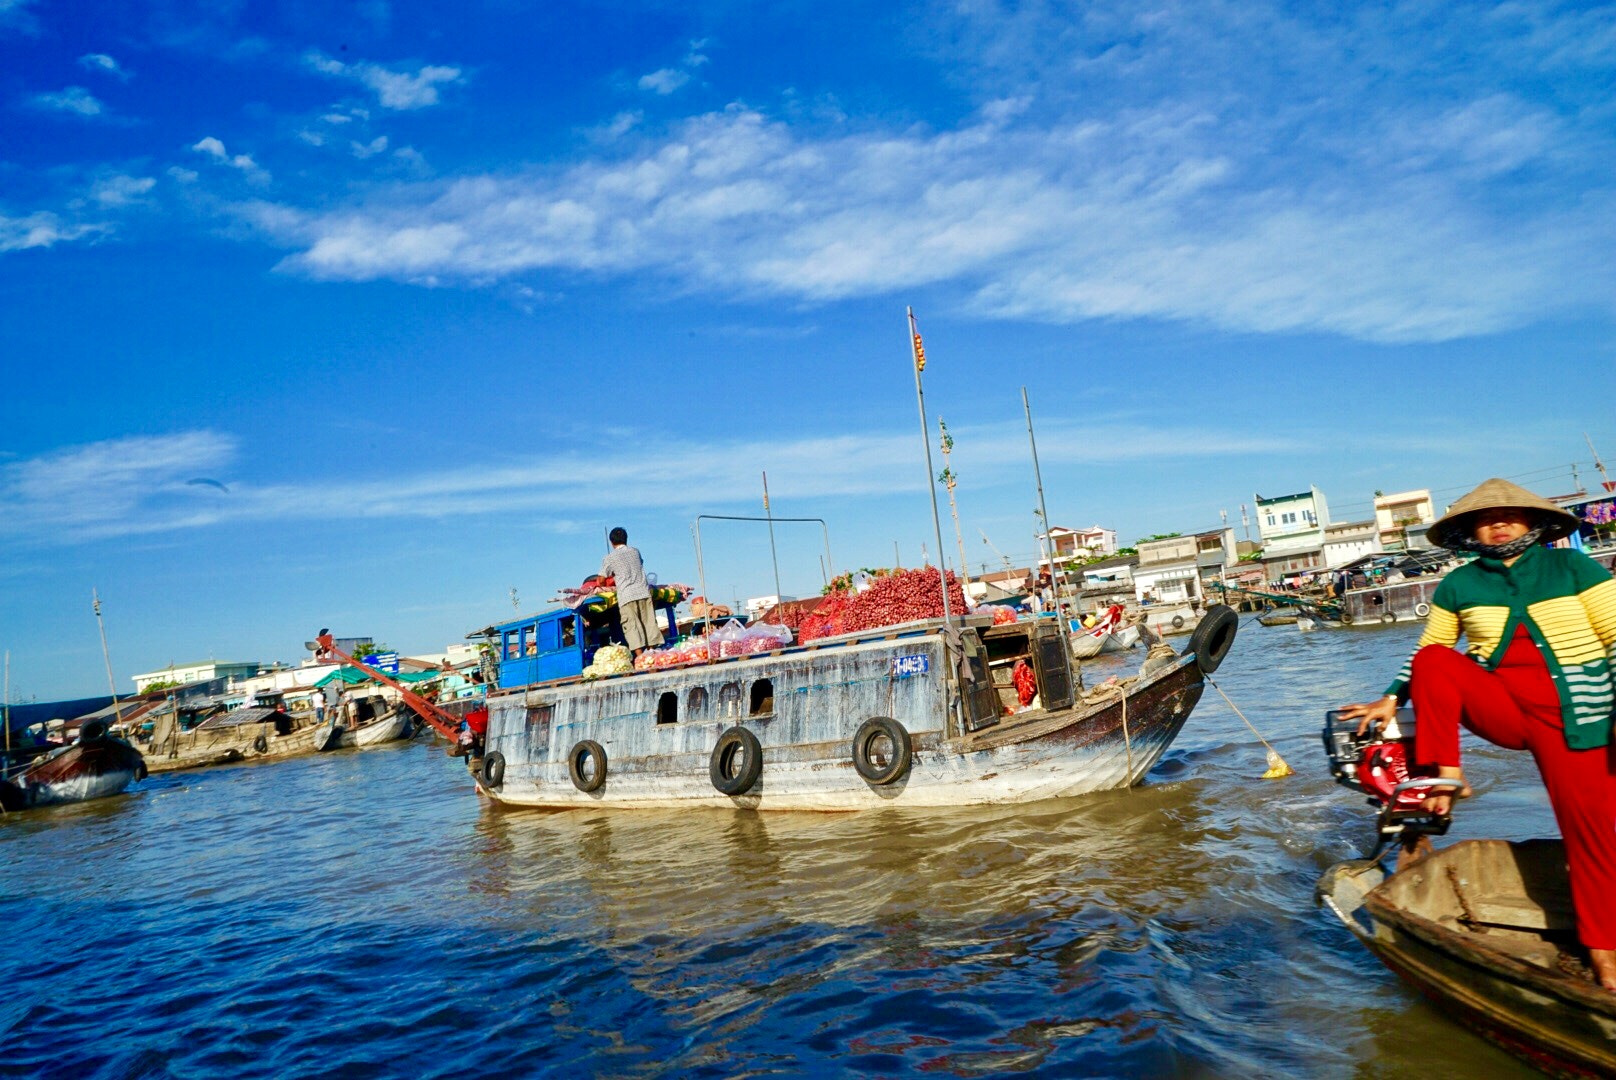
1323, 708, 1467, 857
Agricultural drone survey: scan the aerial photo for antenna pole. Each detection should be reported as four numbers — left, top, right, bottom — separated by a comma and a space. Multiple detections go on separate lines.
908, 308, 953, 624
93, 588, 121, 713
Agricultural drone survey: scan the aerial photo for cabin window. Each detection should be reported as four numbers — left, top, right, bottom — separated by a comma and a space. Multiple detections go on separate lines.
717, 682, 742, 719
657, 692, 678, 725
749, 679, 774, 716
560, 616, 577, 648
505, 632, 521, 660
687, 686, 708, 715
524, 627, 538, 656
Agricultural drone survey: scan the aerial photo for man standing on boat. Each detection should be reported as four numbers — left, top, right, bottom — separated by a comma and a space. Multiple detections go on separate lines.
603, 527, 664, 659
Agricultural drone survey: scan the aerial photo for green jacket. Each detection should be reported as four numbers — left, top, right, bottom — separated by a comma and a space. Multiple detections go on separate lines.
1386, 546, 1616, 749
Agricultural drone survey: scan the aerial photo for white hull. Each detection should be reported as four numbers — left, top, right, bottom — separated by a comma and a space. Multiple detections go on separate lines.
1070, 622, 1138, 658
22, 767, 137, 807
340, 711, 413, 749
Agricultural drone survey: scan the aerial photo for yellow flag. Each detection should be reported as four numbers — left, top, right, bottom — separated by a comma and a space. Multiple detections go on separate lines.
913, 332, 927, 371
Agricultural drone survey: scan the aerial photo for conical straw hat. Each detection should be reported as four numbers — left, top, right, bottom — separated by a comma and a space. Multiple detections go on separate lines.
1427, 477, 1580, 549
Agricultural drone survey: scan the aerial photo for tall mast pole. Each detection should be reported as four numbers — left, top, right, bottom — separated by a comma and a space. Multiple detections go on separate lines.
93, 588, 121, 714
908, 308, 953, 624
4, 650, 11, 764
938, 418, 972, 595
1022, 388, 1062, 622
762, 472, 783, 603
1588, 433, 1614, 492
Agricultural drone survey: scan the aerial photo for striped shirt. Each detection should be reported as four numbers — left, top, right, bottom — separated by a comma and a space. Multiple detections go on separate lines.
1386, 546, 1616, 749
601, 545, 652, 603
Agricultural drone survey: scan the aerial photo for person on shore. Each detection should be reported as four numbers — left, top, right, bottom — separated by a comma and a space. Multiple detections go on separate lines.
1337, 478, 1616, 990
602, 527, 664, 658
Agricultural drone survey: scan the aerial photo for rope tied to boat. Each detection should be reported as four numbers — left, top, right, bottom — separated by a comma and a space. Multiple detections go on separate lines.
1205, 675, 1294, 779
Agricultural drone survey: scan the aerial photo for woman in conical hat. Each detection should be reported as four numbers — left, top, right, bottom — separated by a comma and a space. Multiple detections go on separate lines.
1341, 478, 1616, 988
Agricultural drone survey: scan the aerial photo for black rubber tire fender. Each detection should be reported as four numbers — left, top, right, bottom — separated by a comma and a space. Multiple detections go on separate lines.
79, 719, 108, 743
1185, 605, 1239, 675
1414, 603, 1430, 618
852, 716, 912, 785
1171, 614, 1186, 629
1339, 612, 1354, 626
709, 726, 763, 796
568, 740, 607, 793
482, 750, 505, 789
252, 734, 269, 754
1381, 613, 1395, 625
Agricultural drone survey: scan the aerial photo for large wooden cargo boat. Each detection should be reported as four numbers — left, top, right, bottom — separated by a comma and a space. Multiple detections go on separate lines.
472, 605, 1237, 811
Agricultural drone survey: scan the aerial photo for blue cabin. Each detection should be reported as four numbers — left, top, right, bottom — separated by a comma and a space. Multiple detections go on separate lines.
492, 600, 680, 689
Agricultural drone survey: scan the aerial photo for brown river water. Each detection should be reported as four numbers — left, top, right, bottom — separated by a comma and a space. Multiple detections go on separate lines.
1, 620, 1554, 1077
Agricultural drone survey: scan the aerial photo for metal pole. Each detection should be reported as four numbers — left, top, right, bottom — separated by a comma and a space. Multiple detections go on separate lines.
894, 541, 901, 568
762, 472, 783, 604
1022, 388, 1062, 623
3, 649, 10, 766
909, 308, 952, 625
821, 522, 834, 585
93, 588, 121, 713
692, 520, 709, 631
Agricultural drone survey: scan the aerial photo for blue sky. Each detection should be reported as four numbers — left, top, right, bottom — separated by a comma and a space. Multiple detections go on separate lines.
3, 0, 1614, 700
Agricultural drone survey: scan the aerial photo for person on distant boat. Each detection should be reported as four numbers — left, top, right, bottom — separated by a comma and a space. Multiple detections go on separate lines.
1339, 479, 1616, 990
602, 527, 664, 659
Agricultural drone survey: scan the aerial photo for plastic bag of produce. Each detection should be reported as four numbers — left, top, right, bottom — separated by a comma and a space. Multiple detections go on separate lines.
743, 622, 793, 649
710, 620, 748, 659
980, 604, 1019, 626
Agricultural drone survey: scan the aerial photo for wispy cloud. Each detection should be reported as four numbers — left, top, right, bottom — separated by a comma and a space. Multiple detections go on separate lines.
27, 86, 104, 116
191, 136, 270, 183
637, 38, 709, 95
78, 52, 130, 80
243, 97, 1614, 343
0, 210, 105, 252
305, 50, 462, 109
90, 174, 156, 207
0, 0, 40, 35
0, 421, 1297, 546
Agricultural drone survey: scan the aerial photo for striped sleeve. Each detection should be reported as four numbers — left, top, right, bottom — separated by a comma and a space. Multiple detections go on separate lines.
1580, 576, 1616, 653
1385, 602, 1461, 700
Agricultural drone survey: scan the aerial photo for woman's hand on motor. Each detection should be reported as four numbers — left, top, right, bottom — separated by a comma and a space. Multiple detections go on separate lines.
1339, 695, 1398, 736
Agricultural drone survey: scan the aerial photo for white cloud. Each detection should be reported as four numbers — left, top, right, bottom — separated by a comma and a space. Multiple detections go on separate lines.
0, 210, 105, 252
0, 420, 1296, 545
191, 136, 270, 183
638, 68, 689, 95
28, 86, 104, 116
167, 166, 199, 183
91, 174, 156, 206
305, 51, 462, 110
351, 135, 388, 159
79, 53, 130, 79
0, 0, 40, 35
250, 104, 1614, 343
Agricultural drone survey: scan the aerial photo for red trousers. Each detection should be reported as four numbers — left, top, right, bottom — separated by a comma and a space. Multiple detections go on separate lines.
1411, 628, 1616, 949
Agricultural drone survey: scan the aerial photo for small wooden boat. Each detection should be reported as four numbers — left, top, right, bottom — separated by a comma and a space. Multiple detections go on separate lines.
1257, 612, 1298, 626
346, 708, 413, 748
1319, 840, 1616, 1077
1070, 609, 1140, 658
0, 721, 146, 811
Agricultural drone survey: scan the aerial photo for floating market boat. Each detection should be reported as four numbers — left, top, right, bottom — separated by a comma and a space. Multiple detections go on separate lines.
332, 699, 413, 749
1069, 606, 1139, 659
0, 720, 146, 811
144, 704, 332, 773
1319, 841, 1616, 1077
465, 601, 1239, 811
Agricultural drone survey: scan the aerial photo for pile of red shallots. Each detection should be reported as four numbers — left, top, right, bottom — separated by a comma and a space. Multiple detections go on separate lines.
799, 568, 968, 642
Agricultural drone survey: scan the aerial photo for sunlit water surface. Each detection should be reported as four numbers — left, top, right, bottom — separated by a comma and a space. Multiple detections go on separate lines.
3, 623, 1551, 1077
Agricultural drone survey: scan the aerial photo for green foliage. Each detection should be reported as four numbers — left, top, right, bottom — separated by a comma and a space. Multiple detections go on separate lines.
1116, 546, 1137, 557
141, 679, 181, 694
1239, 549, 1264, 562
1133, 532, 1183, 545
